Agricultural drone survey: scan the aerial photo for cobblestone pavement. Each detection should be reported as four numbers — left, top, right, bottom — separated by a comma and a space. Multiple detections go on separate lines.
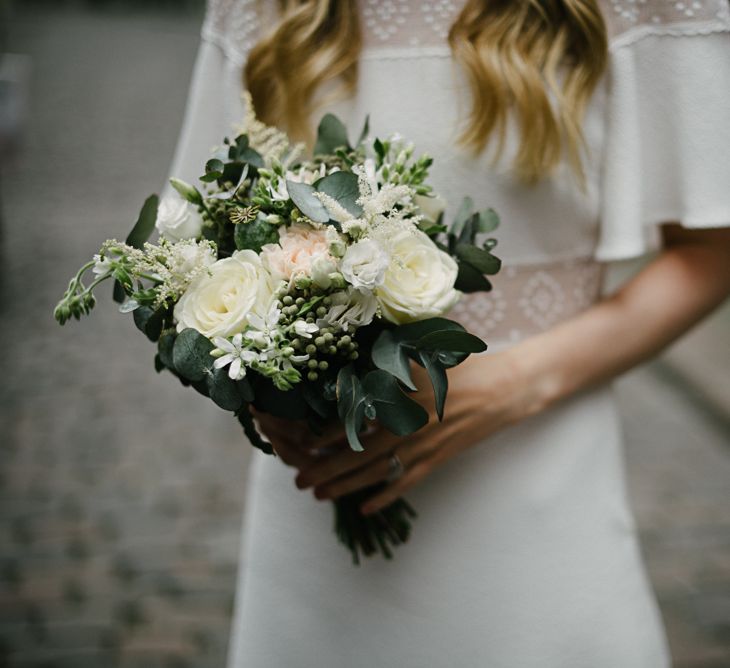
2, 4, 729, 667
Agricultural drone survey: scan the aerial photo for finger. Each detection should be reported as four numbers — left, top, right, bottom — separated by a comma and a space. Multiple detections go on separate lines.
314, 436, 431, 500
271, 437, 315, 469
359, 457, 434, 516
295, 427, 402, 489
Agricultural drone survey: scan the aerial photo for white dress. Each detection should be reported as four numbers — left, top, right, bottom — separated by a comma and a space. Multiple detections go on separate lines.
166, 2, 730, 666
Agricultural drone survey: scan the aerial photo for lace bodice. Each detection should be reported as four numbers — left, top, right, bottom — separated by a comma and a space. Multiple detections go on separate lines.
202, 0, 730, 64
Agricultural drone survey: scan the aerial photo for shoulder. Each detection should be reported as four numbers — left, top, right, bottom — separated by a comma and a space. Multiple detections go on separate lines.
598, 0, 730, 50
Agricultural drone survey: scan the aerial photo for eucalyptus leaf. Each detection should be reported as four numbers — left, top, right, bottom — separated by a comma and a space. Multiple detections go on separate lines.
207, 366, 245, 412
454, 260, 493, 293
234, 216, 279, 252
237, 405, 274, 455
449, 196, 474, 240
418, 350, 448, 421
477, 208, 500, 233
209, 164, 249, 201
455, 243, 502, 275
361, 370, 428, 436
158, 331, 175, 369
200, 158, 224, 182
132, 305, 165, 342
356, 114, 370, 147
315, 171, 363, 217
336, 365, 365, 452
314, 113, 351, 156
172, 328, 215, 382
287, 180, 330, 223
237, 376, 254, 403
126, 194, 159, 249
416, 330, 487, 354
371, 329, 416, 390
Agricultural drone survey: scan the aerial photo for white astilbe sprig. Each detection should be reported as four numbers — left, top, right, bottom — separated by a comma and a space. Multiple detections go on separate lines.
99, 238, 216, 307
236, 91, 304, 166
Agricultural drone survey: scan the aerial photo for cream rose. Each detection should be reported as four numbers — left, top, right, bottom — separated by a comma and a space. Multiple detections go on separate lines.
174, 250, 275, 338
155, 194, 204, 242
340, 238, 390, 290
376, 229, 460, 324
260, 223, 333, 283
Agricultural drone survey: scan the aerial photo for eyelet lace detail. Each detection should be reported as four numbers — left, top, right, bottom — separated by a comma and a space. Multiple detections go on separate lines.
447, 258, 604, 346
201, 0, 730, 65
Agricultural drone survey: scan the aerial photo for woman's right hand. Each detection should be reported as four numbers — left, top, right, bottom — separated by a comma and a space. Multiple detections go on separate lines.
251, 409, 349, 470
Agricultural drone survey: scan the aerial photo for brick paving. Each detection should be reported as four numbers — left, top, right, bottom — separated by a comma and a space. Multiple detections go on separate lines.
1, 4, 728, 667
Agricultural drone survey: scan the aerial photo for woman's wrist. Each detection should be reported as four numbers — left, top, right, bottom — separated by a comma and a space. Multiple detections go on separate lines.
500, 335, 568, 421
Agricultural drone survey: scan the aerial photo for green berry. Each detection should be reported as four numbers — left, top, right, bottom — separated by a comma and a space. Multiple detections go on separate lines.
328, 345, 337, 355
318, 361, 329, 371
306, 344, 317, 355
307, 371, 319, 382
308, 359, 318, 369
282, 295, 293, 306
314, 336, 326, 347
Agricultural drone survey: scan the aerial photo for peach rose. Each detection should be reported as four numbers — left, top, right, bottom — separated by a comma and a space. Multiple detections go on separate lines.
260, 223, 334, 282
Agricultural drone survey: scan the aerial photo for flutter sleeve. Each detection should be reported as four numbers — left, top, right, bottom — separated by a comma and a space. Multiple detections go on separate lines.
165, 0, 273, 188
596, 0, 730, 261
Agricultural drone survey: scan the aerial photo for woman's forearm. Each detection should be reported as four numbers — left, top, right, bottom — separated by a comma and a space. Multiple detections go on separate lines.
509, 227, 730, 416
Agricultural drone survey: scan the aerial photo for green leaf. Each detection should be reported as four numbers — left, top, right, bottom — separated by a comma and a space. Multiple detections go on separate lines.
361, 370, 428, 436
371, 329, 416, 390
336, 365, 365, 452
356, 114, 370, 147
315, 171, 363, 217
286, 180, 330, 223
112, 281, 126, 304
418, 350, 448, 421
132, 305, 165, 342
253, 380, 309, 420
126, 194, 159, 249
200, 158, 224, 183
234, 216, 279, 252
455, 243, 502, 275
314, 113, 351, 156
454, 260, 493, 293
237, 376, 254, 403
416, 329, 487, 354
237, 404, 274, 455
449, 196, 474, 240
393, 317, 465, 342
158, 331, 176, 368
172, 328, 214, 381
477, 208, 500, 233
207, 366, 245, 412
302, 382, 332, 418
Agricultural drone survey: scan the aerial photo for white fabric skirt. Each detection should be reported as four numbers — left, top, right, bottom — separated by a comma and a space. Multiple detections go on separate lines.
226, 383, 670, 667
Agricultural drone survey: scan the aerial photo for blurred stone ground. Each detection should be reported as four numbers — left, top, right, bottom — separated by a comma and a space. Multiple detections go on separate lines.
1, 3, 728, 667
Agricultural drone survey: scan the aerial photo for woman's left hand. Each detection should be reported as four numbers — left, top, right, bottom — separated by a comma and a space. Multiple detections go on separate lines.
295, 349, 537, 515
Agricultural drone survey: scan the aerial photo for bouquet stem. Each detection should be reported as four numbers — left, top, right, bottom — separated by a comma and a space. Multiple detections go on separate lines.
333, 486, 417, 564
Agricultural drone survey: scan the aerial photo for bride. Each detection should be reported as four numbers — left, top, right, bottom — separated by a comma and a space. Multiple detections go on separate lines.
167, 1, 730, 666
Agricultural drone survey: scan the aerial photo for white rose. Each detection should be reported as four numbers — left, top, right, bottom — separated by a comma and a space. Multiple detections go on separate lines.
174, 250, 275, 338
376, 229, 460, 324
155, 194, 204, 242
317, 288, 377, 332
414, 193, 447, 222
340, 239, 389, 291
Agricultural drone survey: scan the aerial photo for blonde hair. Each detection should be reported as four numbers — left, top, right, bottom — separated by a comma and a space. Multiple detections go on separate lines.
244, 0, 607, 183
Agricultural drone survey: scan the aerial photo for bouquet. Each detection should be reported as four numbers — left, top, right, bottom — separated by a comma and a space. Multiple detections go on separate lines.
55, 94, 501, 563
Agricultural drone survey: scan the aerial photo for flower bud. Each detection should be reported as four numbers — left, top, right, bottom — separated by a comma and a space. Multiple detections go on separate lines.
169, 178, 203, 205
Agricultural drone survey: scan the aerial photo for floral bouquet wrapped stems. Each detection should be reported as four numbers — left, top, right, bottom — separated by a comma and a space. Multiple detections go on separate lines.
55, 94, 501, 563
